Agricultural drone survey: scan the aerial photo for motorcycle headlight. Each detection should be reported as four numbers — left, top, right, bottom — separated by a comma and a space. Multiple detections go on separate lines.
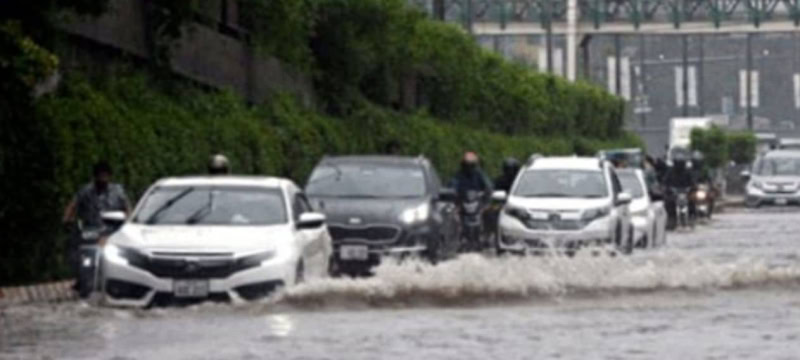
399, 203, 430, 224
582, 207, 611, 222
103, 244, 128, 266
695, 190, 707, 200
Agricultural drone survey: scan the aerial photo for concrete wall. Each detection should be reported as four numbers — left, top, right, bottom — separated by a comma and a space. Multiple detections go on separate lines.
59, 0, 313, 106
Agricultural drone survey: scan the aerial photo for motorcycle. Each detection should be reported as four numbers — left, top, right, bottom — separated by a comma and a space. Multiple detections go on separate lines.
71, 212, 125, 298
458, 190, 486, 252
670, 187, 694, 230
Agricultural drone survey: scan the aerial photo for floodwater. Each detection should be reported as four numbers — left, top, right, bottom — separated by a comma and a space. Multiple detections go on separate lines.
2, 209, 800, 359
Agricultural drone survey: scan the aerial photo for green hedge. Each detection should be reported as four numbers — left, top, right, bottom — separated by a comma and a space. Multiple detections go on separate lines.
0, 70, 639, 285
690, 126, 757, 168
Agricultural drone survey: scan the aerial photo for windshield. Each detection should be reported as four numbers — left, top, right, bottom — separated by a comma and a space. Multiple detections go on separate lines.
618, 172, 645, 198
133, 186, 287, 226
306, 164, 427, 198
513, 169, 609, 198
754, 157, 800, 176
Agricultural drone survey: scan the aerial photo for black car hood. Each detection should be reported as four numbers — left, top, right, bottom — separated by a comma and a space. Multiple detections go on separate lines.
308, 196, 427, 226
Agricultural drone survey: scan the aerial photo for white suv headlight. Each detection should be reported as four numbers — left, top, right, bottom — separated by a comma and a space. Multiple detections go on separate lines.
399, 203, 430, 224
582, 207, 611, 222
104, 244, 128, 266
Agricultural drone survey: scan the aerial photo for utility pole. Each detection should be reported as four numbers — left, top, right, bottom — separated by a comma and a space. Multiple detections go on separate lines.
615, 34, 622, 96
747, 33, 754, 130
545, 0, 554, 74
566, 0, 578, 81
698, 34, 705, 115
639, 34, 647, 127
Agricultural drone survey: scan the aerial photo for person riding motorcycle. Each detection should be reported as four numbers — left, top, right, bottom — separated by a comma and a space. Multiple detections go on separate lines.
691, 151, 716, 218
449, 152, 494, 251
62, 161, 131, 293
663, 153, 697, 227
449, 152, 494, 196
494, 157, 521, 193
208, 154, 231, 175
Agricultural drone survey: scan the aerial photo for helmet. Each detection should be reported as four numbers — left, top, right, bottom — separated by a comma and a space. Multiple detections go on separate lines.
208, 154, 231, 175
462, 151, 479, 165
692, 151, 705, 162
502, 157, 521, 176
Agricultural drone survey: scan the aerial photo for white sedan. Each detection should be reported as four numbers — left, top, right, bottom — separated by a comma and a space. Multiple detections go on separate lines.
100, 176, 332, 307
617, 169, 667, 249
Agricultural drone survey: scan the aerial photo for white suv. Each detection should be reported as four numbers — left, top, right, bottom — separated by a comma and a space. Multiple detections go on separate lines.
494, 156, 634, 255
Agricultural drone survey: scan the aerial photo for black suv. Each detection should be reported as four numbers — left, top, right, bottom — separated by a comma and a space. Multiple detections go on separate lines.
305, 156, 460, 275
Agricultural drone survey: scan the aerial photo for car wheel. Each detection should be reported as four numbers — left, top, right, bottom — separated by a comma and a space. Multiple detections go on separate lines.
625, 227, 634, 255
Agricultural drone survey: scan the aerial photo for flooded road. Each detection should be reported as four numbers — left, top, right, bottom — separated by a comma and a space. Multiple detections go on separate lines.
3, 209, 800, 359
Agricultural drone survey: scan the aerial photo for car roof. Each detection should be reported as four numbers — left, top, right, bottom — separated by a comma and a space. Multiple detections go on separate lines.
528, 157, 604, 171
320, 155, 427, 167
155, 176, 290, 189
763, 150, 800, 158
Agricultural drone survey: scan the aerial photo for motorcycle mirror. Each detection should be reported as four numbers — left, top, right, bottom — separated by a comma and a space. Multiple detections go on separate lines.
491, 190, 508, 202
740, 170, 751, 179
101, 211, 126, 224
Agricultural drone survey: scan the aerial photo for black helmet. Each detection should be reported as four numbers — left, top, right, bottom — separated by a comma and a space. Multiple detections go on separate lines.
502, 157, 521, 176
208, 154, 231, 175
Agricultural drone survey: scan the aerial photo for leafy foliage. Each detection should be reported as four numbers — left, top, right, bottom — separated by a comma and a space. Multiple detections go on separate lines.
727, 132, 757, 165
0, 70, 639, 285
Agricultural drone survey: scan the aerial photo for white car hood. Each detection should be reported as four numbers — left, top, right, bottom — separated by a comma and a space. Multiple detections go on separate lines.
112, 224, 292, 254
508, 197, 612, 211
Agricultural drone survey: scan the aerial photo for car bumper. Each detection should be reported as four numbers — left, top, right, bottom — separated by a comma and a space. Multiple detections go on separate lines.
101, 255, 294, 307
330, 226, 432, 272
497, 214, 613, 253
745, 188, 800, 206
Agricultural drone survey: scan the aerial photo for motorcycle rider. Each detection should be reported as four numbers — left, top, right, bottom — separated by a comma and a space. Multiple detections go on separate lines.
208, 154, 231, 175
494, 157, 521, 193
663, 152, 697, 227
449, 152, 494, 197
62, 161, 131, 292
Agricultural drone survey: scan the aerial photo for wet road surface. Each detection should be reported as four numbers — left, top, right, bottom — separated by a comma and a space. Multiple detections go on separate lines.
2, 209, 800, 359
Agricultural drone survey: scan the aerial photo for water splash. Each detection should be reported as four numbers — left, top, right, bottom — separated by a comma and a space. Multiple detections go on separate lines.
271, 250, 800, 308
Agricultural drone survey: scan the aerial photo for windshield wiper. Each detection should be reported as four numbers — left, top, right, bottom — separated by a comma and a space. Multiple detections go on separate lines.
145, 187, 195, 224
523, 193, 570, 198
185, 189, 215, 225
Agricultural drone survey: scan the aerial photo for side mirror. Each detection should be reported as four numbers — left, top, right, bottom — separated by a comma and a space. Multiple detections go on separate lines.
740, 170, 751, 180
101, 211, 126, 225
438, 188, 457, 202
297, 212, 326, 230
492, 190, 508, 202
616, 192, 633, 206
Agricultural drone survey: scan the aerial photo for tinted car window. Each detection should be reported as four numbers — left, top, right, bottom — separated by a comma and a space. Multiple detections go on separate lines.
306, 164, 427, 198
134, 186, 287, 226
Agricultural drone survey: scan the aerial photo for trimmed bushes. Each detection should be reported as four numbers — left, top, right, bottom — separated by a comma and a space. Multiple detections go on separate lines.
0, 70, 639, 284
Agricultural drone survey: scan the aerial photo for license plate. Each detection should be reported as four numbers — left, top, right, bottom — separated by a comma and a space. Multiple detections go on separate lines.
776, 198, 788, 205
340, 245, 369, 261
173, 279, 209, 298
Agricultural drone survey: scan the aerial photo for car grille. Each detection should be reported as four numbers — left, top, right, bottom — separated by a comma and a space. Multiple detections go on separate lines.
523, 219, 587, 231
328, 225, 401, 243
765, 182, 796, 194
130, 252, 263, 279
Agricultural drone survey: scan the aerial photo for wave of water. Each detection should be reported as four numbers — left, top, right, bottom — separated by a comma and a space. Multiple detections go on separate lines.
270, 250, 800, 308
